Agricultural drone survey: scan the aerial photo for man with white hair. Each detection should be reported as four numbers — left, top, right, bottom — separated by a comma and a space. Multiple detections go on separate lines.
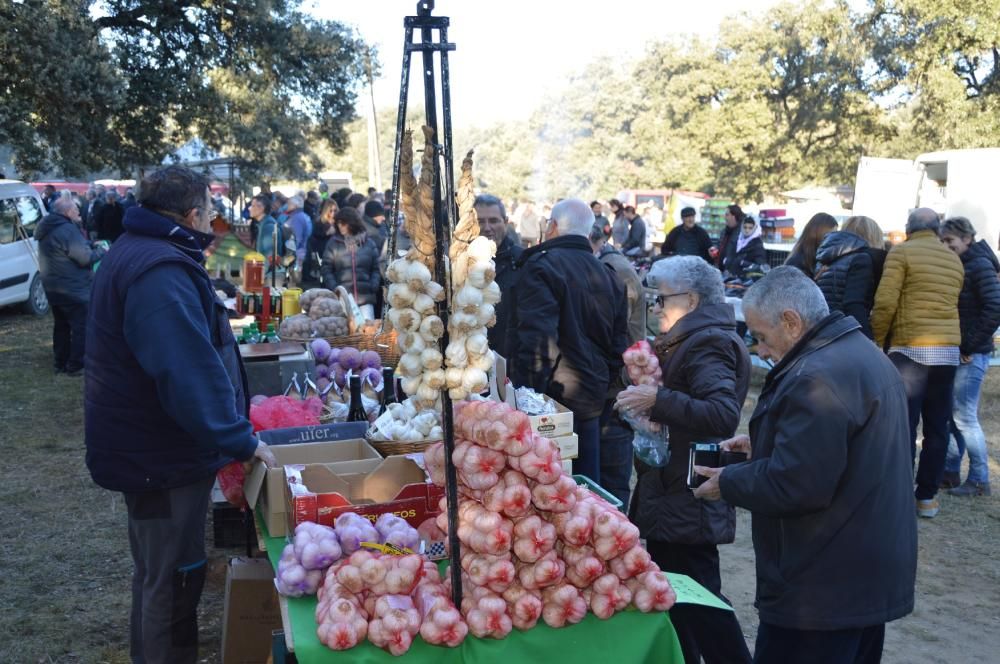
35, 196, 106, 375
283, 194, 312, 266
694, 266, 916, 664
507, 198, 629, 483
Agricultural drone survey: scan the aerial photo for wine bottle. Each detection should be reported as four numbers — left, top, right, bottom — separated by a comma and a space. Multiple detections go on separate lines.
378, 367, 397, 416
347, 375, 367, 422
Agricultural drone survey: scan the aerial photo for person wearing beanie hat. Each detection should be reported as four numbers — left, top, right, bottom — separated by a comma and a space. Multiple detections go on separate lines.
362, 198, 389, 256
661, 206, 712, 263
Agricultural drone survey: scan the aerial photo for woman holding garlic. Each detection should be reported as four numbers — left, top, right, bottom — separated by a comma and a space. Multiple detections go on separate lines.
615, 255, 753, 664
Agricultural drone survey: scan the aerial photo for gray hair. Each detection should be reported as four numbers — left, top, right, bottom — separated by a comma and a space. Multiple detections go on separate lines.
550, 198, 595, 238
287, 194, 304, 209
743, 265, 829, 328
474, 194, 506, 220
906, 207, 941, 235
648, 256, 725, 305
52, 196, 77, 215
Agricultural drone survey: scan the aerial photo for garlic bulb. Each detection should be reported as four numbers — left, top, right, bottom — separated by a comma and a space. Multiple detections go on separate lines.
482, 281, 501, 305
400, 375, 421, 396
461, 367, 489, 394
445, 367, 465, 389
399, 351, 423, 378
425, 280, 445, 302
412, 292, 436, 316
425, 369, 446, 390
445, 340, 468, 367
455, 284, 483, 314
476, 303, 496, 328
403, 260, 432, 291
387, 283, 416, 309
417, 382, 439, 403
419, 315, 444, 342
469, 350, 494, 373
466, 332, 489, 356
421, 348, 443, 370
398, 331, 426, 354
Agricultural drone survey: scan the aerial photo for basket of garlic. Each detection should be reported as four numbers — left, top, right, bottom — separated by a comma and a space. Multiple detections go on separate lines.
366, 397, 444, 456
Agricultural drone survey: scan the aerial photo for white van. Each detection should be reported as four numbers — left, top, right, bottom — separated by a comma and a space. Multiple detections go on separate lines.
853, 148, 1000, 246
0, 180, 49, 314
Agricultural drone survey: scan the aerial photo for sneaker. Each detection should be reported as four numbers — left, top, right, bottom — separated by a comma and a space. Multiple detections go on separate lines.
916, 498, 940, 518
939, 471, 961, 489
948, 480, 991, 497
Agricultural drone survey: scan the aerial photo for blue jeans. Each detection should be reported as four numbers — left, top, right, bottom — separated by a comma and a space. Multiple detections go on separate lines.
598, 400, 634, 509
890, 353, 957, 500
945, 353, 991, 484
571, 416, 601, 487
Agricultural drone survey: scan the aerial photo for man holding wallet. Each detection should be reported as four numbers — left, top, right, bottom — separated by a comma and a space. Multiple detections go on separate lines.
694, 266, 917, 664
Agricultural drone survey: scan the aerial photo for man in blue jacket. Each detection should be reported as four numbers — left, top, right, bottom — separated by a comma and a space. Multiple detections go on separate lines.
85, 166, 275, 664
694, 267, 916, 664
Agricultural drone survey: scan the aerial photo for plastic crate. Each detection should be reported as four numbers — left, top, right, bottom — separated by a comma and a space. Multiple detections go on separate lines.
212, 503, 248, 548
573, 474, 624, 511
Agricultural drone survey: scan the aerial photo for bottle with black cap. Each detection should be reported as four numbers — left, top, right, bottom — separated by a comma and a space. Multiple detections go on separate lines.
378, 367, 397, 416
347, 374, 367, 422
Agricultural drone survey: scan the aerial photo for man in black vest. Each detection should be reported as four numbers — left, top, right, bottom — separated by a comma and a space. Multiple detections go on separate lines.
85, 166, 275, 664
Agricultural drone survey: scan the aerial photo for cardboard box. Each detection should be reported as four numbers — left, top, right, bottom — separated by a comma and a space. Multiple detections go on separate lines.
524, 400, 575, 438
284, 456, 444, 533
243, 439, 381, 537
257, 421, 369, 446
221, 557, 282, 664
554, 433, 579, 460
492, 354, 575, 438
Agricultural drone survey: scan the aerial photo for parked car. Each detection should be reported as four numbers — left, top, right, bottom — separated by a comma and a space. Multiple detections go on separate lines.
0, 179, 49, 315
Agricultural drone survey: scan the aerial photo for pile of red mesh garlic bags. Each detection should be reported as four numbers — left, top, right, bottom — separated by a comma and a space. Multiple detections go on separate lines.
307, 398, 677, 656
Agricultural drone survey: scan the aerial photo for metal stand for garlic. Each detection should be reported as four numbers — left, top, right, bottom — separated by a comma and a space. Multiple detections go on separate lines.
387, 132, 499, 406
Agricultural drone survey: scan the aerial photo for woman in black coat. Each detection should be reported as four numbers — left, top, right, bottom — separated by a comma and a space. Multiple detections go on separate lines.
320, 207, 381, 314
726, 216, 767, 278
785, 212, 838, 278
939, 216, 1000, 496
616, 255, 752, 664
302, 198, 337, 288
814, 216, 887, 339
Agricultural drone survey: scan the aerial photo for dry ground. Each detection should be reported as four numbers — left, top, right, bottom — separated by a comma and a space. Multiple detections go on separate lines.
1, 309, 998, 662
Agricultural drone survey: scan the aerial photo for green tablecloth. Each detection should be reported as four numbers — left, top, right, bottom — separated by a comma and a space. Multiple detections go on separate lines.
259, 513, 685, 663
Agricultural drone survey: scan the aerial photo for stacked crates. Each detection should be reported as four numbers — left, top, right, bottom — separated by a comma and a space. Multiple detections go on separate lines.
701, 199, 732, 239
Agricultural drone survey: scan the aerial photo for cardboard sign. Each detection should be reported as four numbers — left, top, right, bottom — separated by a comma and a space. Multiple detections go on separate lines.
257, 421, 369, 446
665, 572, 734, 611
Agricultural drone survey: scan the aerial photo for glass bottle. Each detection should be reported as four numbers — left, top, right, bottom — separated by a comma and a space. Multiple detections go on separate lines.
347, 375, 367, 422
378, 367, 397, 416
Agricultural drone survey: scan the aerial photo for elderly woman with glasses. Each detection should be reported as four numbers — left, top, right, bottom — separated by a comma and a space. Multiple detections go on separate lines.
615, 255, 752, 664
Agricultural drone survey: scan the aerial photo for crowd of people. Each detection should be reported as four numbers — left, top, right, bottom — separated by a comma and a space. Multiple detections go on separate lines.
29, 163, 998, 664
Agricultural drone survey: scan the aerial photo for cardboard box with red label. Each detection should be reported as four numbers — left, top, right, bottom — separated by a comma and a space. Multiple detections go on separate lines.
243, 438, 382, 537
283, 455, 445, 539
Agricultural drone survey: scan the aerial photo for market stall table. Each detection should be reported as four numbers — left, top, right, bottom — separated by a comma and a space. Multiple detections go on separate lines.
257, 513, 685, 664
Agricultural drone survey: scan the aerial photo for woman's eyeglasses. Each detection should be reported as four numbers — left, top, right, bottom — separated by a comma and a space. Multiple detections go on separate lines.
655, 291, 690, 307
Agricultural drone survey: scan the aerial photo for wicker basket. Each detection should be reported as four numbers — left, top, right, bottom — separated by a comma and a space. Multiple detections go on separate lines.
367, 436, 441, 457
285, 325, 399, 367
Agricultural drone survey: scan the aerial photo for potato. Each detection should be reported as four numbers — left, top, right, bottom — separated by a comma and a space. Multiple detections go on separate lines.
279, 314, 313, 339
299, 288, 336, 314
311, 315, 349, 338
308, 297, 345, 321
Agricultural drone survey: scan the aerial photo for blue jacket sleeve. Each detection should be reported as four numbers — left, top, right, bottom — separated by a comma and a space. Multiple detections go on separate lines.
123, 265, 257, 462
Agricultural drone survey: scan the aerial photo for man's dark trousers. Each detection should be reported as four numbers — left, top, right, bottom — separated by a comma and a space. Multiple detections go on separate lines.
125, 475, 215, 664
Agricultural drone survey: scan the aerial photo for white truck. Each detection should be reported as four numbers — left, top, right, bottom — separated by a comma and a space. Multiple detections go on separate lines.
853, 148, 1000, 247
